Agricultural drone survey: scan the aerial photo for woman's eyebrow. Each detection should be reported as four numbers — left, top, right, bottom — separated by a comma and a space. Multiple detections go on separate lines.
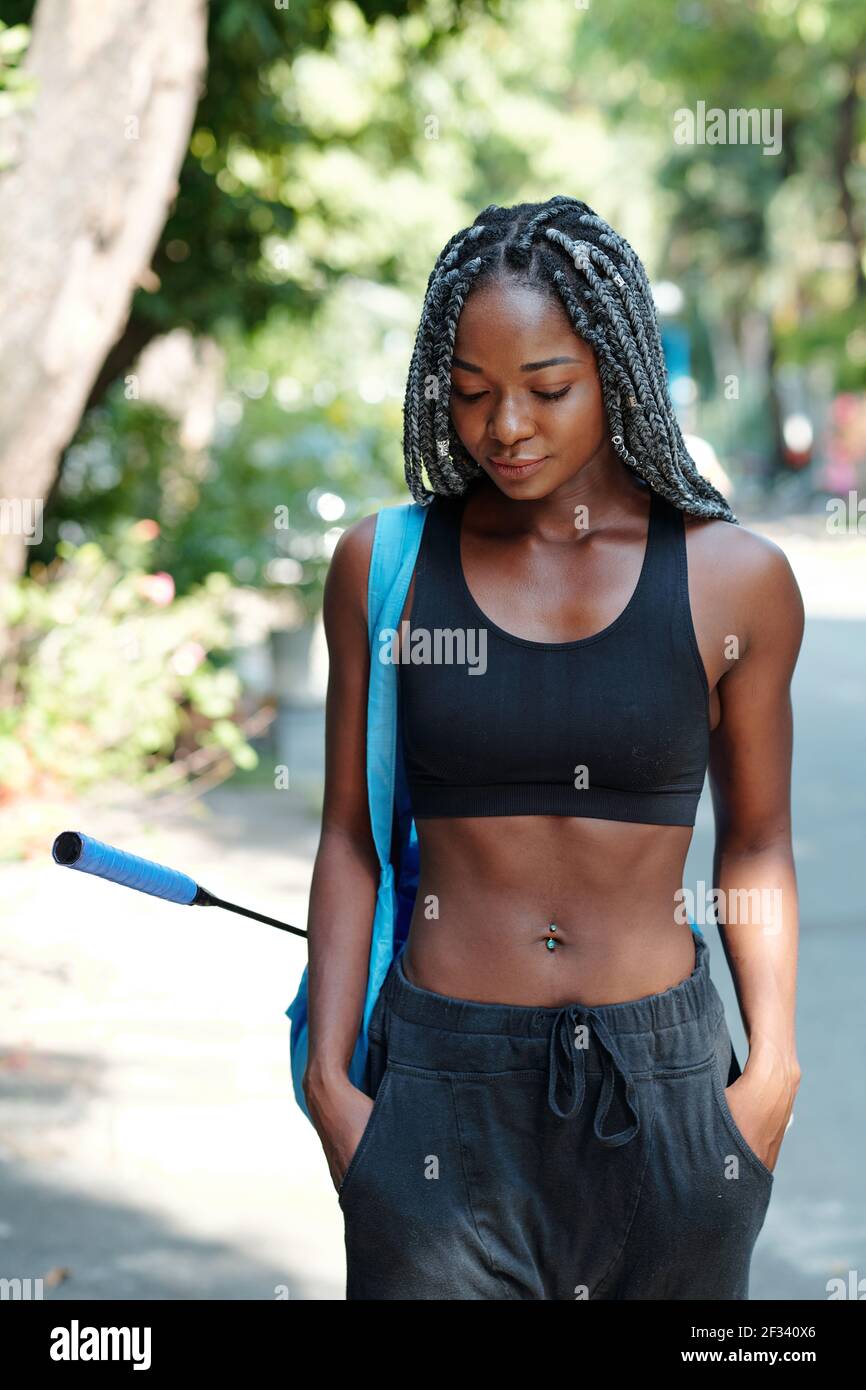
452, 355, 582, 373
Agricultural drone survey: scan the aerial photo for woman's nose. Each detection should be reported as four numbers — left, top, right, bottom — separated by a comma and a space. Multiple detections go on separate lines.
487, 395, 537, 443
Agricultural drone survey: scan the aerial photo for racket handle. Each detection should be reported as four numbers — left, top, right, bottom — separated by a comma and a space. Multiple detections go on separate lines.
52, 831, 200, 906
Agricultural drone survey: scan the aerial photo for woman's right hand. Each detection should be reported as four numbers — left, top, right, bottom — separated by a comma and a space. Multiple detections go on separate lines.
304, 1072, 375, 1194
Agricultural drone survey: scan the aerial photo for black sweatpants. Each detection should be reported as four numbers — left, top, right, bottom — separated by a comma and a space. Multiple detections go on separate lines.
338, 931, 774, 1300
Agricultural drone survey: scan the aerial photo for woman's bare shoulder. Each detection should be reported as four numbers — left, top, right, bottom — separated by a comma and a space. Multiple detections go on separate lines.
683, 511, 805, 656
325, 508, 416, 632
322, 513, 378, 632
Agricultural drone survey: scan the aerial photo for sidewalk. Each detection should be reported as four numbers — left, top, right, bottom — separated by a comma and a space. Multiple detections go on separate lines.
1, 785, 339, 1300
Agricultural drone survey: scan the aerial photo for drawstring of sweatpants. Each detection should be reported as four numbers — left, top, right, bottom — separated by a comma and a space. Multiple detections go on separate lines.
547, 1004, 641, 1147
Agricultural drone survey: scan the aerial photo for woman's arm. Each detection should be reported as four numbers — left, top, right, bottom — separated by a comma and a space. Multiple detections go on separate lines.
301, 513, 385, 1189
707, 532, 805, 1172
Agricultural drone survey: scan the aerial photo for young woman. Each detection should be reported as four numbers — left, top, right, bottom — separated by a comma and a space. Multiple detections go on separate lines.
303, 195, 803, 1300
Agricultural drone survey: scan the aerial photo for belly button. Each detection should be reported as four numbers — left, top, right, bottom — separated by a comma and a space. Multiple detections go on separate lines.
545, 923, 558, 951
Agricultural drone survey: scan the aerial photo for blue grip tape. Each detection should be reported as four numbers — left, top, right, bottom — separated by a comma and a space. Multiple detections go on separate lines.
52, 831, 199, 906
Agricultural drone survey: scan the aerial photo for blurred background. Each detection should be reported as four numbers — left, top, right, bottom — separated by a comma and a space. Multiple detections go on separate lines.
1, 0, 864, 1301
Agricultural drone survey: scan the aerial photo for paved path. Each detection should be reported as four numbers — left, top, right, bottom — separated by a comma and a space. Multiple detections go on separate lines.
2, 789, 339, 1300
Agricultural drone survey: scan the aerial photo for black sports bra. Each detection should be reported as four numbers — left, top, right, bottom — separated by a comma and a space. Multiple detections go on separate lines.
396, 484, 712, 827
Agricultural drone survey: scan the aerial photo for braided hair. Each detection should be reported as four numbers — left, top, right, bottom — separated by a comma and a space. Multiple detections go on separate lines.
402, 194, 737, 522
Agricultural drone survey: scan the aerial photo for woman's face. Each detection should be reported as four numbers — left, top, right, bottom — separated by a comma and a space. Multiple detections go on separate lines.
448, 277, 614, 497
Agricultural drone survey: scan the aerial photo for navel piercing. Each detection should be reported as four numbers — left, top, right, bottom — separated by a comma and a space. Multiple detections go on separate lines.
546, 923, 558, 951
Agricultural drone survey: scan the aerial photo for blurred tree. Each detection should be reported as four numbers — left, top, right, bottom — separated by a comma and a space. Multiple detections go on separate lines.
0, 0, 490, 585
12, 0, 682, 616
85, 0, 492, 406
576, 0, 866, 472
0, 0, 208, 585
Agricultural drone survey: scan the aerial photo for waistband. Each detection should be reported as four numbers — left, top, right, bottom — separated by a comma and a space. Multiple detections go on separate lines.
379, 932, 722, 1150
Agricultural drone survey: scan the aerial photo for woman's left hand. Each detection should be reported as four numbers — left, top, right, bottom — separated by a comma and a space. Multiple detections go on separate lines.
724, 1060, 800, 1174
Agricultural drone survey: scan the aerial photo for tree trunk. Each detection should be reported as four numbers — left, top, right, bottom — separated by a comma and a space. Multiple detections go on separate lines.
0, 0, 208, 584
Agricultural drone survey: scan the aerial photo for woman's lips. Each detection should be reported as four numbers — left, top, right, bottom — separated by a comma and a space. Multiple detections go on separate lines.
488, 456, 548, 479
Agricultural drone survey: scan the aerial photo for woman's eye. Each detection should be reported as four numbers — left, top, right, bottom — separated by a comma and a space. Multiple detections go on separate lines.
451, 386, 572, 402
534, 386, 571, 400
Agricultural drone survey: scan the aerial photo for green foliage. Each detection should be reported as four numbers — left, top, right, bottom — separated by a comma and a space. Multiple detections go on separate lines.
2, 0, 485, 335
113, 0, 487, 340
776, 298, 866, 391
0, 533, 256, 800
11, 0, 866, 569
0, 18, 30, 86
0, 18, 35, 153
33, 281, 411, 613
576, 0, 866, 388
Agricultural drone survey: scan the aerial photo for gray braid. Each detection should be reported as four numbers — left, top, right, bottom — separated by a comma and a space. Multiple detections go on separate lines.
401, 195, 737, 522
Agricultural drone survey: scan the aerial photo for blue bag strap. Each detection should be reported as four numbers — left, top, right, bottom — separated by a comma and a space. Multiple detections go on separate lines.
365, 501, 429, 866
286, 498, 428, 1124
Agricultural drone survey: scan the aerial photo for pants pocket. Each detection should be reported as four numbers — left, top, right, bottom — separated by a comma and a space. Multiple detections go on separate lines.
337, 1038, 392, 1206
341, 1063, 505, 1299
709, 1012, 775, 1190
606, 1056, 771, 1299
